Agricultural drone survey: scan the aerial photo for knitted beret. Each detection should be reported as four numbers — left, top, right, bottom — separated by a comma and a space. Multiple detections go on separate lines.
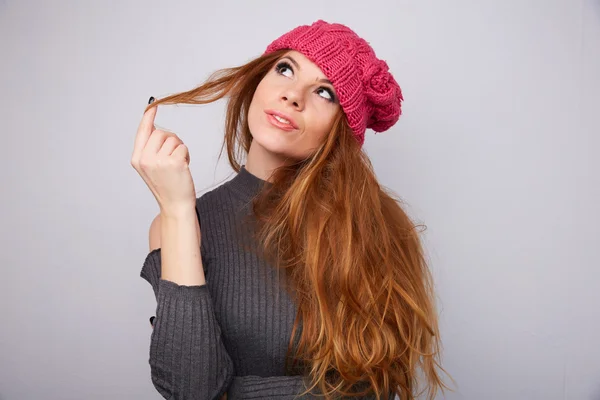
263, 19, 403, 146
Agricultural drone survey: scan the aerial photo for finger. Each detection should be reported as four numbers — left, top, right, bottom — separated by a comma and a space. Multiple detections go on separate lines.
171, 143, 190, 164
132, 97, 158, 160
157, 136, 182, 157
145, 129, 178, 156
154, 124, 174, 133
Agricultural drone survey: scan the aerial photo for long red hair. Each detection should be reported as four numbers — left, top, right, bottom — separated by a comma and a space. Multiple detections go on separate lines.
145, 49, 453, 400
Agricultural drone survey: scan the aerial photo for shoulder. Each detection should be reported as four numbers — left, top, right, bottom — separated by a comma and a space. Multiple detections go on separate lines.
195, 177, 241, 215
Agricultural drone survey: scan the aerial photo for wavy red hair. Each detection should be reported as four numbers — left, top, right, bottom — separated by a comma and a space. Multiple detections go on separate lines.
145, 49, 453, 400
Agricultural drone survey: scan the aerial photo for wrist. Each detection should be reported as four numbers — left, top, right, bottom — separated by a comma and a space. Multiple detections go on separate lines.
160, 203, 196, 220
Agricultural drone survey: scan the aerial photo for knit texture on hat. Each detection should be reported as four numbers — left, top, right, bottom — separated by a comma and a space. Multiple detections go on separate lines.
263, 19, 403, 146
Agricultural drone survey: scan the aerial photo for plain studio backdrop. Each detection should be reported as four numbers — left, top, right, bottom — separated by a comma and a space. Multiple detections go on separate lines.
1, 1, 599, 399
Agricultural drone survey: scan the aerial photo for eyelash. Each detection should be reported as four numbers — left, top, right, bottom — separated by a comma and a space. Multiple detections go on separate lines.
275, 61, 337, 103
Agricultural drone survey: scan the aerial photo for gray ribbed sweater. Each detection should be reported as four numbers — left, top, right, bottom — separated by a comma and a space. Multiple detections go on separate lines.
140, 165, 393, 400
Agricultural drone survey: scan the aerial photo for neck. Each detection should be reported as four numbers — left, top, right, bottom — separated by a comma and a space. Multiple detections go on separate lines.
245, 139, 294, 183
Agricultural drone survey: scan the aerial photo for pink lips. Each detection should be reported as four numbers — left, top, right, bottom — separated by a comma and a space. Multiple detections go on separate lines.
266, 114, 297, 131
265, 110, 298, 130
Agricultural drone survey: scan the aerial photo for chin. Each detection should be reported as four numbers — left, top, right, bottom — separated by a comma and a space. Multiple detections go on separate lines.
254, 132, 299, 159
248, 113, 311, 161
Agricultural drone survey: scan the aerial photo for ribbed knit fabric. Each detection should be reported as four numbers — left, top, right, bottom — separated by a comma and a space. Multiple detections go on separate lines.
140, 165, 395, 400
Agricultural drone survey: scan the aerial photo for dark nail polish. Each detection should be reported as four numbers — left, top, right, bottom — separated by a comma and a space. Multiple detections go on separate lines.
148, 96, 155, 104
149, 316, 155, 325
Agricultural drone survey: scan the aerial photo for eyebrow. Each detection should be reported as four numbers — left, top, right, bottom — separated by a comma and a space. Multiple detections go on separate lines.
282, 56, 333, 85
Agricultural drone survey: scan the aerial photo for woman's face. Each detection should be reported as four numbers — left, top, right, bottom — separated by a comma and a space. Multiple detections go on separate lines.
247, 50, 341, 163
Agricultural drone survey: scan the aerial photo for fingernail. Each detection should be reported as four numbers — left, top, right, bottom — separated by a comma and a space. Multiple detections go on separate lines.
149, 316, 155, 326
148, 96, 155, 104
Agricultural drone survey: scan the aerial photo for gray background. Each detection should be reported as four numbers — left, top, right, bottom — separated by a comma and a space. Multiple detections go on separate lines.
1, 0, 599, 399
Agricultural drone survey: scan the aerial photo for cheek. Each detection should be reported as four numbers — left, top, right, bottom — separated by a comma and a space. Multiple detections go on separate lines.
304, 110, 335, 141
248, 87, 267, 126
250, 86, 264, 111
253, 75, 276, 102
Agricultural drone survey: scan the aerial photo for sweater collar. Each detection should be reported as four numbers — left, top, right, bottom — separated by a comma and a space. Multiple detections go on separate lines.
227, 164, 271, 202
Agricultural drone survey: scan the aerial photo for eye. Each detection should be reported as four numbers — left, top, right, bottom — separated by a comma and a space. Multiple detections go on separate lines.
316, 87, 335, 102
275, 61, 293, 78
275, 61, 337, 104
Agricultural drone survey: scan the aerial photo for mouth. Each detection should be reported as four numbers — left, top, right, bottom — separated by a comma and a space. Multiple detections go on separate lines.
265, 110, 298, 131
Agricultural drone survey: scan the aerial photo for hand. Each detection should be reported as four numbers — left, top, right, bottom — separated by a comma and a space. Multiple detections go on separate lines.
220, 393, 227, 400
131, 97, 197, 216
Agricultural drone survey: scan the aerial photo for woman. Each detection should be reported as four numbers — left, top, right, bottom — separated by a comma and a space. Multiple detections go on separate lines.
131, 19, 450, 400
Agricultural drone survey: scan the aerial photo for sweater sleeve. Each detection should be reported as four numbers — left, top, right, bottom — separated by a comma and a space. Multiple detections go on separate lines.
140, 248, 234, 400
227, 375, 394, 399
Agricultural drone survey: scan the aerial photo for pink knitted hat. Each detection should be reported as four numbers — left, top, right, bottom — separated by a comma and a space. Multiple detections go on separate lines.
263, 19, 403, 147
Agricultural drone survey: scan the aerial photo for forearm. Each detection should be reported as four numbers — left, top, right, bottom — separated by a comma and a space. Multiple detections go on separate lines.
160, 205, 205, 286
140, 238, 234, 400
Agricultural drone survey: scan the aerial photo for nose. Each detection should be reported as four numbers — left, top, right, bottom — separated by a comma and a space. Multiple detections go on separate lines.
281, 86, 304, 110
